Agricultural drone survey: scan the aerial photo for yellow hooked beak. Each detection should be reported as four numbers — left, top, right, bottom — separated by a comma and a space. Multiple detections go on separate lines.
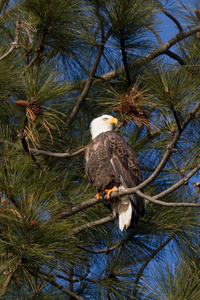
107, 117, 118, 125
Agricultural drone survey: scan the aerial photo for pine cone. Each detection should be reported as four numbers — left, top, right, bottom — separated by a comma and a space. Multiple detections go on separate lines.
28, 101, 42, 116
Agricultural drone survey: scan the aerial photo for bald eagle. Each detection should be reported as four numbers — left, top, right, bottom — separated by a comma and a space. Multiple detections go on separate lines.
85, 115, 145, 231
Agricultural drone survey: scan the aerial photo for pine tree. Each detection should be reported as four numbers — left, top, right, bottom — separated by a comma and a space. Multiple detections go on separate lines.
0, 0, 200, 299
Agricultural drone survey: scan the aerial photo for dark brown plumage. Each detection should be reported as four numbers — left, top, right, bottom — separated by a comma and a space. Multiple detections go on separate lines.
85, 129, 145, 230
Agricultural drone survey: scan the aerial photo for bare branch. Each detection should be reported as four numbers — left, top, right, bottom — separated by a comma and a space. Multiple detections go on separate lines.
147, 26, 163, 45
0, 17, 21, 61
41, 272, 86, 300
165, 49, 185, 65
72, 215, 116, 235
120, 35, 132, 86
68, 263, 74, 300
29, 146, 86, 158
133, 101, 200, 191
136, 190, 200, 207
77, 239, 125, 254
53, 160, 200, 226
66, 33, 110, 126
100, 24, 200, 82
22, 42, 45, 75
156, 163, 200, 199
54, 196, 101, 220
155, 1, 183, 33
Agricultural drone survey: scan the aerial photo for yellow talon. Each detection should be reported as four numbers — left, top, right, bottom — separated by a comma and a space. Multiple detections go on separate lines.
95, 193, 100, 199
104, 186, 118, 199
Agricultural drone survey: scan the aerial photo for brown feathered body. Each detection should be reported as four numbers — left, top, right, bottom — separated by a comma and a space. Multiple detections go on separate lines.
85, 131, 145, 229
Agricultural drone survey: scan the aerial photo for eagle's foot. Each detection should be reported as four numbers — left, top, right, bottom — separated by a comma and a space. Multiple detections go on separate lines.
95, 193, 100, 199
104, 186, 118, 199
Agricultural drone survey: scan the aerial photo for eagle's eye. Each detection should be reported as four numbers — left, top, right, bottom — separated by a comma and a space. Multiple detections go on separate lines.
103, 117, 108, 121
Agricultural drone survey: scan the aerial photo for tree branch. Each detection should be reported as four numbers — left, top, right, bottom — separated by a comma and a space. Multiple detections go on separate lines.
133, 101, 200, 191
156, 163, 200, 199
165, 49, 185, 65
17, 130, 45, 171
55, 160, 200, 224
29, 146, 86, 158
0, 247, 25, 297
99, 24, 200, 82
132, 233, 175, 297
120, 35, 132, 86
40, 272, 86, 300
21, 42, 45, 75
0, 17, 21, 61
54, 196, 101, 220
66, 33, 110, 126
71, 215, 116, 235
77, 240, 123, 255
68, 263, 74, 300
155, 1, 183, 33
136, 190, 200, 207
0, 0, 9, 13
147, 26, 163, 45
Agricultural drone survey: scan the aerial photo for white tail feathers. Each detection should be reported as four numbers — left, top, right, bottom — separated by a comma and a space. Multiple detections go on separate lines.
118, 197, 132, 231
110, 185, 132, 231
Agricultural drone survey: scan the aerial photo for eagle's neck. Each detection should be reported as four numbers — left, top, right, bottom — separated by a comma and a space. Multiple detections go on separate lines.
91, 125, 113, 139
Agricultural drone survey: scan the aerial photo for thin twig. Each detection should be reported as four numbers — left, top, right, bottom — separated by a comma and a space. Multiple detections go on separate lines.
155, 0, 183, 33
68, 263, 74, 300
0, 0, 9, 13
147, 26, 163, 45
29, 146, 86, 158
0, 248, 25, 297
71, 215, 116, 235
77, 239, 125, 255
171, 107, 182, 132
40, 272, 86, 300
120, 35, 132, 86
18, 130, 45, 171
165, 49, 185, 65
136, 190, 200, 207
0, 17, 21, 61
22, 43, 44, 75
54, 196, 101, 220
66, 31, 111, 126
156, 164, 200, 199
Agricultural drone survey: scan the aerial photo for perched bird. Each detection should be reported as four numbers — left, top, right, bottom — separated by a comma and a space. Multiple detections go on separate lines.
85, 115, 145, 231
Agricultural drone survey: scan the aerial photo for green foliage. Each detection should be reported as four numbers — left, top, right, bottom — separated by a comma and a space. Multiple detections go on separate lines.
0, 0, 199, 299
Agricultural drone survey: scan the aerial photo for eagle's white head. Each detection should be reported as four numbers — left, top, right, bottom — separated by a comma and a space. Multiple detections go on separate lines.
90, 115, 118, 139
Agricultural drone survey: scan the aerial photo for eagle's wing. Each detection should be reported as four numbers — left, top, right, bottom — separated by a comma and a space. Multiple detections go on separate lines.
104, 131, 145, 215
85, 134, 120, 193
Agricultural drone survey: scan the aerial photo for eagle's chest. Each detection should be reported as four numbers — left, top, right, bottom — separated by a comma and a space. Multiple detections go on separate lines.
86, 142, 120, 192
